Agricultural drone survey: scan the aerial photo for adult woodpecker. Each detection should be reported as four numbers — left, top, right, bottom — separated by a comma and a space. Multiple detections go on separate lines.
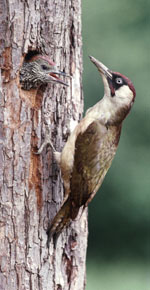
20, 54, 68, 90
40, 56, 136, 245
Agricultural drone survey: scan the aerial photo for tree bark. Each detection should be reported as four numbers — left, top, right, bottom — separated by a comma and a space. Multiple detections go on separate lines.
0, 1, 88, 289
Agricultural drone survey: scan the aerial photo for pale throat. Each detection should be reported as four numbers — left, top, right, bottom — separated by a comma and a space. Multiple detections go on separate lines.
86, 86, 133, 125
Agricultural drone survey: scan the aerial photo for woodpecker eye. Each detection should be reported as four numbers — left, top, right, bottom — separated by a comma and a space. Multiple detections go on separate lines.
115, 77, 123, 85
41, 65, 49, 70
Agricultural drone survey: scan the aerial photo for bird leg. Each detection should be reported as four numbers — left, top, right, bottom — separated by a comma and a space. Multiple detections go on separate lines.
35, 126, 61, 164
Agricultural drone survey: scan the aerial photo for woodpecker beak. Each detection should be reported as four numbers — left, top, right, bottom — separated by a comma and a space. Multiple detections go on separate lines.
89, 56, 114, 96
49, 70, 70, 86
89, 56, 112, 79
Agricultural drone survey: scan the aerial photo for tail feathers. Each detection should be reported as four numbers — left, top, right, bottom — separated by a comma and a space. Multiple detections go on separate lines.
47, 198, 71, 247
47, 198, 80, 248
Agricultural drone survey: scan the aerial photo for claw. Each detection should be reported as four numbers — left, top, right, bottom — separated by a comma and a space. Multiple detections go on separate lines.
35, 127, 56, 155
35, 137, 56, 155
34, 128, 61, 164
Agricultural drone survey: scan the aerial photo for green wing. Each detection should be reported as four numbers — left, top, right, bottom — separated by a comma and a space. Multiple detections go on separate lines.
70, 120, 120, 216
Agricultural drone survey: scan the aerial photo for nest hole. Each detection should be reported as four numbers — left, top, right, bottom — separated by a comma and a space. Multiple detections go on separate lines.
24, 50, 40, 62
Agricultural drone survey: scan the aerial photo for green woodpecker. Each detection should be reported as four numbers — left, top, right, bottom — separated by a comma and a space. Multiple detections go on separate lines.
41, 56, 136, 246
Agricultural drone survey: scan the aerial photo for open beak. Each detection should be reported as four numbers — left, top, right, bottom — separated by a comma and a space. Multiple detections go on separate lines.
89, 56, 112, 80
49, 70, 70, 86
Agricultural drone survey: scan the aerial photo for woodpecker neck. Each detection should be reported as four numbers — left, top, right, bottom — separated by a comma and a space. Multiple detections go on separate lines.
86, 92, 132, 126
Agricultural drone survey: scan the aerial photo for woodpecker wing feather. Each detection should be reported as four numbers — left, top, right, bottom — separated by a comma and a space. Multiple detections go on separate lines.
47, 120, 122, 244
70, 120, 121, 218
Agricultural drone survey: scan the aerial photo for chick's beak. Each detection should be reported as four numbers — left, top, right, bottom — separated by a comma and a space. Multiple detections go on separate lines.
49, 69, 70, 86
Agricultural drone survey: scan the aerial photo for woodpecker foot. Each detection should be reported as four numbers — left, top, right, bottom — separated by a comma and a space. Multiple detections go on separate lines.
35, 128, 55, 155
35, 137, 56, 154
35, 127, 61, 164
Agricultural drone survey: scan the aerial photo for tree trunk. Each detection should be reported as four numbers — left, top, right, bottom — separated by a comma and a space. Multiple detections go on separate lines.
0, 1, 88, 289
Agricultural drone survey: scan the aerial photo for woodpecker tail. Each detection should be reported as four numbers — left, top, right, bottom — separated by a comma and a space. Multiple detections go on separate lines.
47, 198, 79, 247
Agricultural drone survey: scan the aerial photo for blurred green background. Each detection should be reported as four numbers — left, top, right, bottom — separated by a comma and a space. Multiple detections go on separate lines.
82, 0, 150, 289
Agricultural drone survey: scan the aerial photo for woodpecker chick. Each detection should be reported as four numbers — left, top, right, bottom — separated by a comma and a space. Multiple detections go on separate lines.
20, 55, 69, 90
46, 56, 136, 245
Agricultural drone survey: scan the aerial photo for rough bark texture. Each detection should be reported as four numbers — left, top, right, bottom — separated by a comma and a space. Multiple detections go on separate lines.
0, 1, 88, 289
